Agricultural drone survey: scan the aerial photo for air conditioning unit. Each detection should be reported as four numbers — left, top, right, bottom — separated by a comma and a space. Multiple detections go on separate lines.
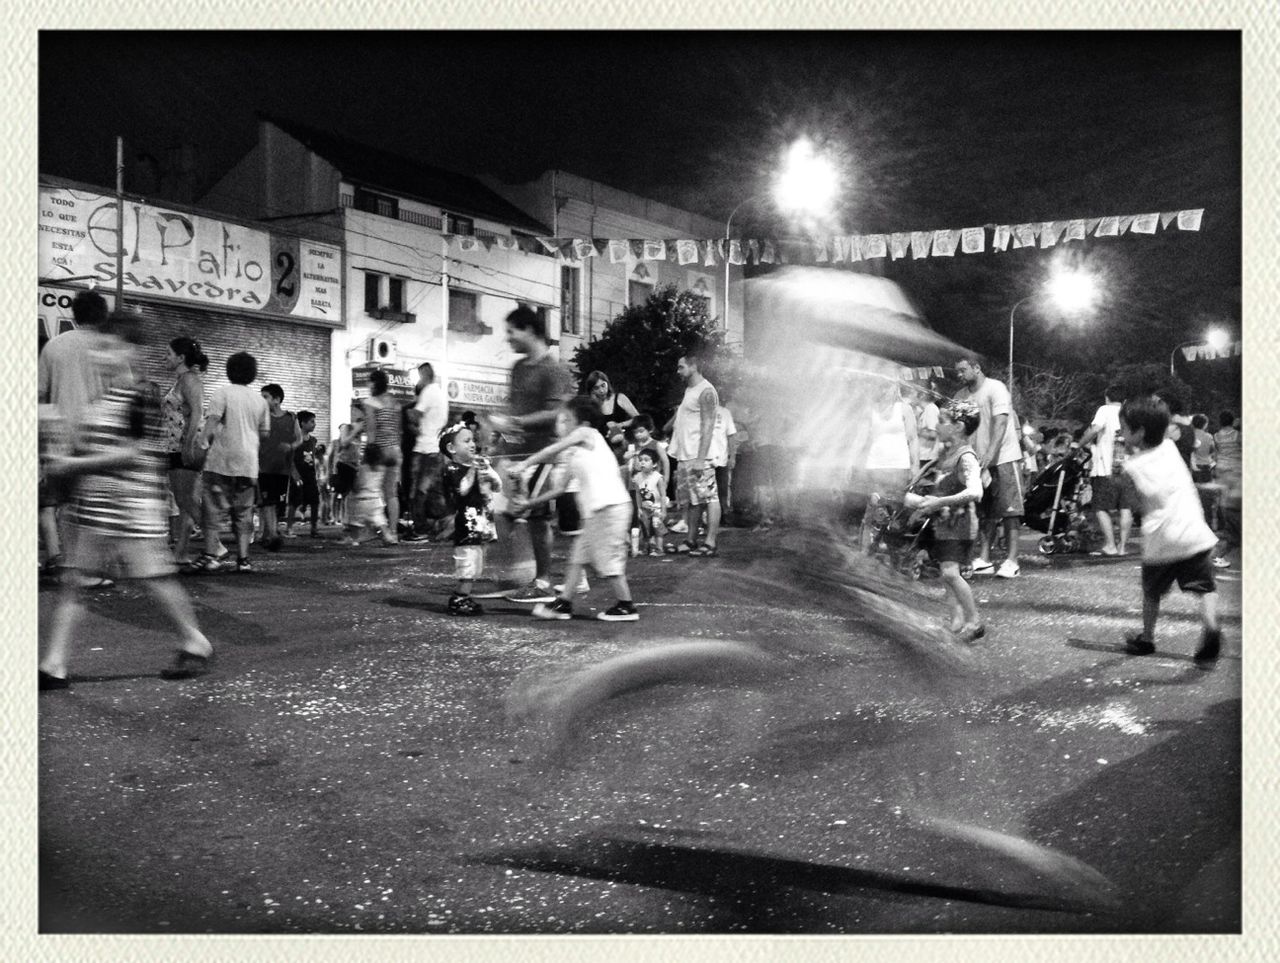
368, 337, 398, 365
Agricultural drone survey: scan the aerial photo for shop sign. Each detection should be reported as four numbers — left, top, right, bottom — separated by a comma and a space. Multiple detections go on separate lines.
447, 378, 509, 409
351, 364, 416, 402
39, 284, 114, 340
38, 186, 341, 326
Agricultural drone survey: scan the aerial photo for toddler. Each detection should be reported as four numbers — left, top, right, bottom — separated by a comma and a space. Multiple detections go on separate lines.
633, 449, 668, 556
440, 422, 502, 616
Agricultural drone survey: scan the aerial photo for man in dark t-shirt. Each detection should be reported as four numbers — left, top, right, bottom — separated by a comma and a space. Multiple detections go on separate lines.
488, 306, 574, 602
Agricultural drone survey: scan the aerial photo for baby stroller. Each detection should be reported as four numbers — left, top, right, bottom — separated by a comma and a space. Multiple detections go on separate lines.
859, 465, 940, 580
1024, 448, 1100, 555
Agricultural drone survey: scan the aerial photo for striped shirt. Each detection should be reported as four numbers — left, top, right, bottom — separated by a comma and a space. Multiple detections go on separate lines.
68, 385, 169, 539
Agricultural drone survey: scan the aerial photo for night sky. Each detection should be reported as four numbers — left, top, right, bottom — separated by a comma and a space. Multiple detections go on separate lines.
38, 30, 1241, 372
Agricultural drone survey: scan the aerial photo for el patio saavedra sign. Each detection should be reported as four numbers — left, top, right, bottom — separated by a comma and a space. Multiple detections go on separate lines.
38, 186, 342, 327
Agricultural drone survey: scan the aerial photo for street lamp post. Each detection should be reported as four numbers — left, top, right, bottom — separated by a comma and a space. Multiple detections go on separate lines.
1008, 268, 1100, 390
1007, 295, 1035, 390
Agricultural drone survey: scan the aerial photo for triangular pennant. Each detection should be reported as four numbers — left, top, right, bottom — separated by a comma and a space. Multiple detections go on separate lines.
932, 366, 943, 378
1013, 223, 1037, 248
862, 234, 887, 259
1159, 211, 1178, 230
760, 240, 776, 264
814, 237, 830, 263
1131, 213, 1159, 235
1117, 215, 1136, 234
572, 238, 597, 260
459, 235, 483, 253
830, 235, 847, 263
493, 235, 518, 252
961, 226, 985, 254
1095, 216, 1119, 237
931, 229, 959, 257
629, 240, 645, 259
910, 231, 932, 259
608, 239, 630, 264
728, 239, 745, 265
536, 237, 560, 254
992, 225, 1011, 252
1039, 221, 1064, 248
1065, 219, 1086, 243
889, 233, 910, 260
1177, 209, 1204, 231
747, 239, 761, 264
1085, 217, 1101, 235
703, 240, 718, 266
676, 239, 698, 265
479, 236, 496, 252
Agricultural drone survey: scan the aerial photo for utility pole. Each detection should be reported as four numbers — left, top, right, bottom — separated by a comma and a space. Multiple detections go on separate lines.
115, 136, 125, 311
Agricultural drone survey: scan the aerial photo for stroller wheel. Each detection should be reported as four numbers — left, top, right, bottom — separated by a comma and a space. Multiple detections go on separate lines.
1038, 535, 1057, 556
1060, 532, 1081, 554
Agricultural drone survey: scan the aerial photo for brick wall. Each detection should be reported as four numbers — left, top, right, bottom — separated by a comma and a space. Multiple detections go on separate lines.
127, 300, 333, 443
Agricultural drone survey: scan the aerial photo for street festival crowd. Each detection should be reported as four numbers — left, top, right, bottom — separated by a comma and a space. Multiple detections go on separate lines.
36, 292, 1242, 690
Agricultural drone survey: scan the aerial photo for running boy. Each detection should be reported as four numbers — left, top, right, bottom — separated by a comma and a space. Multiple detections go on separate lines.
509, 396, 639, 622
1119, 395, 1222, 666
440, 422, 502, 616
905, 400, 985, 643
633, 449, 668, 556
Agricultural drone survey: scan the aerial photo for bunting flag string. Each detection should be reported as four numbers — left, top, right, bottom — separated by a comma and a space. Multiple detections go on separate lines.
442, 207, 1204, 267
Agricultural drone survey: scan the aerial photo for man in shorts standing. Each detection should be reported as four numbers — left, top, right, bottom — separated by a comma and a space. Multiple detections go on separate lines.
954, 355, 1024, 578
407, 361, 449, 539
667, 349, 721, 556
489, 305, 575, 603
1078, 385, 1133, 556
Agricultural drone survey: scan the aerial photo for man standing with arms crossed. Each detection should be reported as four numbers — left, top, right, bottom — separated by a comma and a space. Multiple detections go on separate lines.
407, 361, 449, 540
954, 354, 1024, 578
667, 349, 721, 556
489, 306, 575, 603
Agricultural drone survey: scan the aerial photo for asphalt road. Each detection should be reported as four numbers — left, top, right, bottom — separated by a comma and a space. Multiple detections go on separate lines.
37, 524, 1242, 934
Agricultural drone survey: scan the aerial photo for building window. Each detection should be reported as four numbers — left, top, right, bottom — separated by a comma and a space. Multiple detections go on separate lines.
560, 266, 580, 336
445, 213, 474, 236
354, 187, 398, 219
448, 288, 479, 332
689, 276, 713, 319
387, 277, 405, 313
364, 271, 381, 314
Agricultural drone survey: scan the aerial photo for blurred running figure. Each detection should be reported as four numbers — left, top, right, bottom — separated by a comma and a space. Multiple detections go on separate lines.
1079, 385, 1133, 557
40, 317, 213, 689
954, 355, 1024, 578
667, 349, 721, 557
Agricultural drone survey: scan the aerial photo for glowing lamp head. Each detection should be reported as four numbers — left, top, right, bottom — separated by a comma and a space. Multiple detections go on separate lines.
772, 138, 840, 219
1045, 268, 1099, 314
1205, 328, 1230, 353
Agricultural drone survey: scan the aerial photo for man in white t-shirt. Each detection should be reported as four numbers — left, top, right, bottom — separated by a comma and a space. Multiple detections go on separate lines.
912, 385, 941, 467
666, 350, 721, 555
954, 355, 1025, 578
407, 362, 449, 538
1078, 385, 1133, 556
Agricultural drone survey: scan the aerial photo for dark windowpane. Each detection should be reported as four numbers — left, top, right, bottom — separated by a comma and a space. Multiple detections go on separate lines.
446, 214, 474, 236
364, 272, 381, 314
560, 267, 579, 335
388, 277, 404, 312
448, 289, 479, 333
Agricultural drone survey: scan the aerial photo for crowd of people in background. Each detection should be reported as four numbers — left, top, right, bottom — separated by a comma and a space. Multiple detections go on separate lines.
37, 292, 1243, 689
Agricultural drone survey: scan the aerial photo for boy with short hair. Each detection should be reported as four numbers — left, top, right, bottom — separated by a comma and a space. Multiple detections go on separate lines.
439, 422, 502, 616
510, 396, 639, 622
633, 448, 668, 556
285, 411, 321, 538
1119, 395, 1222, 666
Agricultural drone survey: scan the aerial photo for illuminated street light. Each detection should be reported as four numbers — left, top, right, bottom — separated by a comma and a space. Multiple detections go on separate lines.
725, 138, 841, 336
1008, 267, 1100, 388
1170, 327, 1234, 377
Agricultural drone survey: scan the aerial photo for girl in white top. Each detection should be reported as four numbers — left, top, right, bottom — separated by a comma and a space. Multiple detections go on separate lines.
509, 397, 638, 622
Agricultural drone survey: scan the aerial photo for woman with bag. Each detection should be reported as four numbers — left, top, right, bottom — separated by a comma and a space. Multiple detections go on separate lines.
162, 336, 209, 566
345, 368, 403, 546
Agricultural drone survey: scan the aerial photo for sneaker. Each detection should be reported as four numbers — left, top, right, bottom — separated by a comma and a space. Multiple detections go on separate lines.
1211, 556, 1230, 569
448, 593, 484, 616
281, 529, 298, 539
159, 650, 212, 680
1194, 628, 1221, 667
553, 575, 591, 596
598, 601, 639, 622
648, 547, 662, 557
1123, 630, 1155, 655
669, 519, 689, 534
970, 559, 995, 575
507, 580, 556, 604
236, 557, 252, 573
188, 553, 228, 574
532, 598, 573, 620
995, 560, 1020, 579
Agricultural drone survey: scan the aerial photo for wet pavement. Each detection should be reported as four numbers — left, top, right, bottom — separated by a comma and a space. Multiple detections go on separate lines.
37, 525, 1242, 934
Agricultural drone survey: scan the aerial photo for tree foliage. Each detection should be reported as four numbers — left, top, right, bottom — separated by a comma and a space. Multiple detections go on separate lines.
570, 285, 726, 426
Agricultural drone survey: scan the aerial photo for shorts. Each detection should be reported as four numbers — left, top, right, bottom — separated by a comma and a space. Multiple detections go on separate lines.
932, 538, 973, 565
1191, 466, 1214, 484
676, 463, 719, 507
569, 502, 631, 578
1090, 474, 1135, 513
289, 482, 320, 507
168, 451, 185, 470
259, 473, 290, 508
453, 544, 485, 581
333, 462, 358, 496
980, 460, 1024, 519
63, 522, 176, 580
1142, 549, 1216, 598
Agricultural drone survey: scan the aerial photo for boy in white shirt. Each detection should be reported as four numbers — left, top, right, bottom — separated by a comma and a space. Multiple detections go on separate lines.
1119, 396, 1221, 666
509, 396, 638, 622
